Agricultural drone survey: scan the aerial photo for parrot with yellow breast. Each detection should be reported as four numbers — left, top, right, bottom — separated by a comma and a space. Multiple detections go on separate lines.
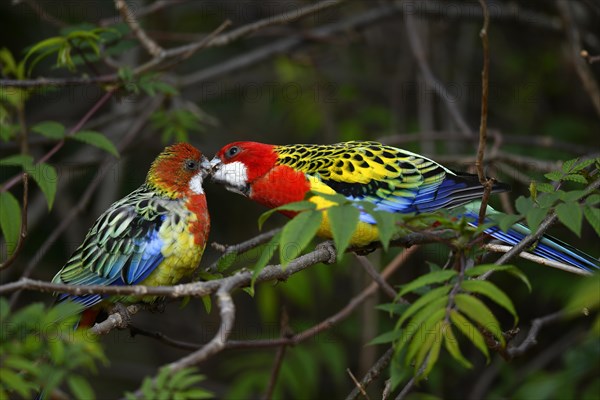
52, 143, 211, 325
209, 140, 598, 273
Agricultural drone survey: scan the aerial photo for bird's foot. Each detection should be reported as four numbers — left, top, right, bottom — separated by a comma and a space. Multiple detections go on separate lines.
109, 303, 132, 329
316, 240, 337, 264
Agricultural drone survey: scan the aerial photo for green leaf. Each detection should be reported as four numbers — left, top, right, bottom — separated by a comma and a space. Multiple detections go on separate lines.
496, 214, 522, 233
535, 182, 556, 193
454, 294, 504, 346
556, 203, 583, 237
201, 295, 211, 314
71, 130, 119, 157
0, 192, 21, 255
397, 285, 451, 327
563, 174, 588, 184
0, 154, 34, 167
586, 194, 600, 206
465, 264, 531, 291
415, 320, 444, 379
368, 329, 404, 345
443, 325, 473, 369
583, 205, 600, 237
279, 210, 322, 267
216, 251, 237, 272
525, 206, 548, 233
460, 280, 518, 323
250, 232, 281, 292
449, 310, 489, 361
29, 162, 58, 209
327, 204, 360, 260
398, 270, 457, 297
515, 196, 533, 214
396, 296, 448, 353
571, 158, 596, 172
31, 121, 65, 139
361, 203, 397, 251
67, 375, 95, 400
544, 171, 563, 182
561, 158, 578, 173
257, 201, 315, 230
0, 368, 35, 398
405, 308, 444, 367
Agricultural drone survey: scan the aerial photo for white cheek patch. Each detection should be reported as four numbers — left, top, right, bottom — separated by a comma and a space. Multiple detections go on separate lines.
189, 173, 204, 195
212, 161, 249, 190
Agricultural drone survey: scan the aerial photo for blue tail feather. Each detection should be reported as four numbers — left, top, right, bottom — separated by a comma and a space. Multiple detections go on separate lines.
464, 211, 599, 272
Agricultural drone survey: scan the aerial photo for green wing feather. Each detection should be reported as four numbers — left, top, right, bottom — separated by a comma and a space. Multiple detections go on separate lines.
53, 186, 172, 307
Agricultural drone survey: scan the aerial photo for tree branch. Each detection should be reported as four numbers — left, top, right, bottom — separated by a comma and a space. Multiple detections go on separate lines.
507, 311, 565, 358
403, 4, 472, 137
114, 0, 164, 58
346, 347, 394, 400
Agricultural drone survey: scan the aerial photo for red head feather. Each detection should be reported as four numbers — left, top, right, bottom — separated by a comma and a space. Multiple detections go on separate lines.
215, 141, 279, 181
213, 141, 310, 209
147, 143, 208, 198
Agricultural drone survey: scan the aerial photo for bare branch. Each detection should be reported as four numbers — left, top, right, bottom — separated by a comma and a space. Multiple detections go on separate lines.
354, 255, 398, 300
263, 310, 292, 400
114, 0, 164, 58
482, 244, 591, 276
1, 0, 347, 88
13, 0, 66, 27
111, 247, 418, 348
207, 228, 281, 273
346, 347, 394, 400
507, 311, 565, 358
475, 0, 494, 225
403, 8, 472, 137
556, 0, 600, 116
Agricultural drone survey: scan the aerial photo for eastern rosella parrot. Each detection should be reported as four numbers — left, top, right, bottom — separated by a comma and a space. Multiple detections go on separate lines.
52, 143, 211, 325
209, 141, 599, 273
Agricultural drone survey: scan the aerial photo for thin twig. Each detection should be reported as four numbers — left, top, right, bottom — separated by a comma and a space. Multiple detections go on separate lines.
354, 255, 398, 299
1, 0, 347, 88
346, 347, 394, 400
556, 0, 600, 116
403, 8, 472, 137
207, 228, 281, 273
507, 311, 565, 358
263, 310, 292, 400
476, 0, 494, 225
14, 0, 67, 27
482, 244, 591, 276
347, 368, 370, 400
115, 0, 164, 57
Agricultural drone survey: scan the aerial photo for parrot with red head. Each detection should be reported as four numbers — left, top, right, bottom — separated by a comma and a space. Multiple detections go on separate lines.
209, 140, 598, 273
52, 143, 212, 323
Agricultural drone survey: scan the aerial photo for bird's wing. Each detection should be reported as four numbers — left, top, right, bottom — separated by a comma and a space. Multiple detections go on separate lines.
53, 187, 170, 307
274, 141, 507, 217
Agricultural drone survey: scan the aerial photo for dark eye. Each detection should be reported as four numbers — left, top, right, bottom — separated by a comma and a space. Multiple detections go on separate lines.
184, 159, 198, 170
226, 146, 240, 159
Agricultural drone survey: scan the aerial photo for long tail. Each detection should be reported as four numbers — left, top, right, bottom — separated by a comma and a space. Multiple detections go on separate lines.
463, 204, 599, 273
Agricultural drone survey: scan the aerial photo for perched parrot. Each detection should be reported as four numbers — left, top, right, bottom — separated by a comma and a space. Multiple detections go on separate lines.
209, 140, 599, 273
52, 143, 211, 325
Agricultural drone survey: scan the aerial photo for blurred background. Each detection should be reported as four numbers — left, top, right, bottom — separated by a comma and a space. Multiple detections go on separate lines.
1, 1, 599, 399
